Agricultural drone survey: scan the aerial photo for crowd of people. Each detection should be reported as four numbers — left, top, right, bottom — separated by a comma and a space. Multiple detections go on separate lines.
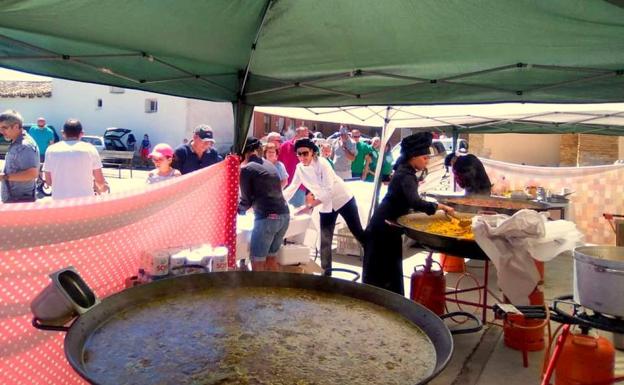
1, 108, 490, 296
0, 109, 223, 203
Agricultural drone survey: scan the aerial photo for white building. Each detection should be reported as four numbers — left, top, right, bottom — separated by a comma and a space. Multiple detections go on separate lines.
0, 69, 234, 153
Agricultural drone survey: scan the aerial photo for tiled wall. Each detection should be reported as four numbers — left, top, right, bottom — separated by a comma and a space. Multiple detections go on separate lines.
482, 158, 624, 245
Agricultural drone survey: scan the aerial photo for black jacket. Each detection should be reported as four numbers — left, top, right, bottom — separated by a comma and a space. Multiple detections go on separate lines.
239, 155, 289, 218
371, 163, 437, 224
173, 143, 222, 175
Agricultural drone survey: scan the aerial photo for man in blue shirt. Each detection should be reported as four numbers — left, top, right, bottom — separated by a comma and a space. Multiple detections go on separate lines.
0, 110, 39, 203
172, 125, 223, 174
28, 117, 55, 162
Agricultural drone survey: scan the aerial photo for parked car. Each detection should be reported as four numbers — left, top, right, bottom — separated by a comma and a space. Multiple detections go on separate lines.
435, 138, 468, 154
80, 135, 105, 152
103, 128, 134, 151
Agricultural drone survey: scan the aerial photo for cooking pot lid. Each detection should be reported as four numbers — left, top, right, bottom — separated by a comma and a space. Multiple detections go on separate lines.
574, 246, 624, 269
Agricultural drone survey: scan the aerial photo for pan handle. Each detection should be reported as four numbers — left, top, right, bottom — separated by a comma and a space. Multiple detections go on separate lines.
32, 317, 70, 332
324, 268, 360, 282
439, 312, 483, 335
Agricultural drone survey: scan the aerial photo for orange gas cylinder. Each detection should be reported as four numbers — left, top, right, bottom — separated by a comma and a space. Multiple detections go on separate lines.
503, 286, 546, 352
410, 260, 446, 315
439, 254, 466, 273
555, 332, 615, 385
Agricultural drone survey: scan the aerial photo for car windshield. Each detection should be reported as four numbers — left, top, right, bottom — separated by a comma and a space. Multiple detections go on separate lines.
81, 137, 102, 146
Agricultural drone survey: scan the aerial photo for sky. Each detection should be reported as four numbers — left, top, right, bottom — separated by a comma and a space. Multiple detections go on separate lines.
0, 68, 50, 81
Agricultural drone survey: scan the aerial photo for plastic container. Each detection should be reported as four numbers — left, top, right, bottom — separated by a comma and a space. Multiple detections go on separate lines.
211, 246, 229, 271
141, 250, 170, 277
276, 244, 311, 265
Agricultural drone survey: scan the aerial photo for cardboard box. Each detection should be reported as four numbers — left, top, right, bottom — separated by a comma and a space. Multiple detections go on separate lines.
279, 260, 323, 275
277, 244, 311, 265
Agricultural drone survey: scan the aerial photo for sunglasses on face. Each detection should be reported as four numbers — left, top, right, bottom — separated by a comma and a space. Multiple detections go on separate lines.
296, 150, 311, 157
352, 135, 361, 138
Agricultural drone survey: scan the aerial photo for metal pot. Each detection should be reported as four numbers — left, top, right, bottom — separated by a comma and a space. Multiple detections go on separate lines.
573, 246, 624, 317
32, 271, 481, 385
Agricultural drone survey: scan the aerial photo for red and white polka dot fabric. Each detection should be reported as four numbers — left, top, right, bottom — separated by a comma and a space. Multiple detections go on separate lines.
0, 156, 240, 385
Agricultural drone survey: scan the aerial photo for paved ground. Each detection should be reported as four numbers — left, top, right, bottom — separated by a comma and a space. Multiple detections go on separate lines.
4, 161, 623, 384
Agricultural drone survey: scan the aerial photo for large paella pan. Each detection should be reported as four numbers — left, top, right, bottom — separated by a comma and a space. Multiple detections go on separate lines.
397, 212, 488, 260
428, 195, 549, 216
32, 271, 481, 385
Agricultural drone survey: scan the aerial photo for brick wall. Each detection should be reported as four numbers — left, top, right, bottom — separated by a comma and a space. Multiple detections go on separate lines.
559, 134, 579, 166
559, 133, 618, 166
468, 133, 486, 156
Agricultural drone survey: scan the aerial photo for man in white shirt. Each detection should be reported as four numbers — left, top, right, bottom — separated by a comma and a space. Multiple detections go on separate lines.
43, 119, 109, 199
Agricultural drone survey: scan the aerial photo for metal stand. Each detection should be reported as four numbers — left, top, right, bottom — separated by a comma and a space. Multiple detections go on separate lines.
444, 259, 494, 324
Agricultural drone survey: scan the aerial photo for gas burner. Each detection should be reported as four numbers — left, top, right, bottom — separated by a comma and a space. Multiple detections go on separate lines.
550, 295, 624, 334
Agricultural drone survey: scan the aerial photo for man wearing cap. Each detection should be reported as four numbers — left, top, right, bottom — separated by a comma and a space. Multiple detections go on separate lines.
173, 124, 223, 175
0, 110, 39, 203
332, 125, 357, 180
28, 117, 56, 163
43, 119, 109, 200
239, 137, 290, 271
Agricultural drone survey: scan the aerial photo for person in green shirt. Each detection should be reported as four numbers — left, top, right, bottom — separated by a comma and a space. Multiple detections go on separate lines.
380, 142, 394, 182
28, 117, 55, 162
363, 138, 394, 182
350, 129, 372, 178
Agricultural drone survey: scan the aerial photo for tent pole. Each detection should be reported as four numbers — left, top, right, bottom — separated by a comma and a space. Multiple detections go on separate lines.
452, 127, 459, 152
368, 107, 393, 223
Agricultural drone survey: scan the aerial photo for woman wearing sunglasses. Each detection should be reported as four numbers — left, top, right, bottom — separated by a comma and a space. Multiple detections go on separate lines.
363, 132, 455, 295
283, 138, 365, 275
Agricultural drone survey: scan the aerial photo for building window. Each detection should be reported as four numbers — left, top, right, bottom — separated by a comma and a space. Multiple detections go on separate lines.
263, 114, 270, 134
145, 99, 158, 113
110, 86, 125, 94
96, 98, 103, 109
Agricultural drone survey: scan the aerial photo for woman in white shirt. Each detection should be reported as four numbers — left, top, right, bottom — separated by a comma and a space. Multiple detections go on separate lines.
283, 139, 365, 274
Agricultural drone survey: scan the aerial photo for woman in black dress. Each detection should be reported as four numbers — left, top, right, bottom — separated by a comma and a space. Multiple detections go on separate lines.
363, 133, 454, 295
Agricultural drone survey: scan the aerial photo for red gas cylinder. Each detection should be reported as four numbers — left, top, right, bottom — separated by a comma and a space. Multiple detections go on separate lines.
555, 332, 615, 385
410, 260, 446, 315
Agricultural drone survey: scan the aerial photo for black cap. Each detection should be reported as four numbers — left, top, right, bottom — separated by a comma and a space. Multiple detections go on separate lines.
194, 124, 215, 142
400, 132, 433, 159
242, 137, 261, 154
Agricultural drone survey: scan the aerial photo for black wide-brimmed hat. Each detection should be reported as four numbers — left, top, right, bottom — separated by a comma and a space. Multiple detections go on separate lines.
294, 138, 319, 154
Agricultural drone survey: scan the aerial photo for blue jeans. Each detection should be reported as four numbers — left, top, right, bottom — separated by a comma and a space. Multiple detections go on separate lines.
250, 214, 290, 261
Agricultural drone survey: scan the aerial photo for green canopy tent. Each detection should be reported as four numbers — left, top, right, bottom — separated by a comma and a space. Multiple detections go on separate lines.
1, 0, 624, 150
